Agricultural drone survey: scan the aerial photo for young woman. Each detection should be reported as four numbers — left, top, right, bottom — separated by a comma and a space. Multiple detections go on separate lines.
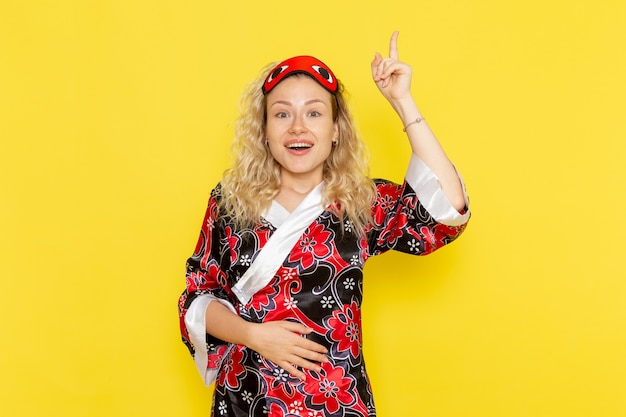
179, 32, 470, 416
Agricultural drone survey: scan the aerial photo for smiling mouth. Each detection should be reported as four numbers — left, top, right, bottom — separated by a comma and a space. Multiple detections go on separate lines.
286, 142, 313, 150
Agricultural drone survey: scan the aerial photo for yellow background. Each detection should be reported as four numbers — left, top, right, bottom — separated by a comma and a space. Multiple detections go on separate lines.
1, 1, 624, 416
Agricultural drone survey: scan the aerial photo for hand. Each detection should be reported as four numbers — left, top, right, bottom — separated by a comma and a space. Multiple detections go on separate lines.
246, 320, 329, 380
371, 31, 413, 103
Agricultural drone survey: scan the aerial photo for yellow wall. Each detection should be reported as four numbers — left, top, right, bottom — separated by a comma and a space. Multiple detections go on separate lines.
1, 1, 624, 416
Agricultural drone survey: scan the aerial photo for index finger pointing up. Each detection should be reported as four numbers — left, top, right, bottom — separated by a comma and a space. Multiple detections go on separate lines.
389, 31, 400, 60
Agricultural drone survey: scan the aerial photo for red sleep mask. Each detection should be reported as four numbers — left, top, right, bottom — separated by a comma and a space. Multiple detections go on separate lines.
262, 55, 338, 94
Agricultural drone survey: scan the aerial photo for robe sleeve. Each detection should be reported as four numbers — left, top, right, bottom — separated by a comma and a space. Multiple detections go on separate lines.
178, 186, 237, 386
368, 154, 470, 257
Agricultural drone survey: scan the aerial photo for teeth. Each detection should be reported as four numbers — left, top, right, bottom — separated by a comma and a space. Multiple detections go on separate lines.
287, 142, 312, 149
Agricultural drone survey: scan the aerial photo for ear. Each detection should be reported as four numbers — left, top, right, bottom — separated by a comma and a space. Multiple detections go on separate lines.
333, 121, 339, 142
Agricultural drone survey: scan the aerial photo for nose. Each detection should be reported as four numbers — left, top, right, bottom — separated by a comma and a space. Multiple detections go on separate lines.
289, 115, 307, 135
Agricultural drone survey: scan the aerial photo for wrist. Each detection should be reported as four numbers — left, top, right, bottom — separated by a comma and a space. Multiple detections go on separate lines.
402, 116, 426, 132
241, 321, 258, 348
389, 96, 421, 124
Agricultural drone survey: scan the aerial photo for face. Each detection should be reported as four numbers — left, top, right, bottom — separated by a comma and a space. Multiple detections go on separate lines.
265, 75, 339, 185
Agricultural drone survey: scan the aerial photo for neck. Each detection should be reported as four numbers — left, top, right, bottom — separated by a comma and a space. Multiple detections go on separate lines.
279, 172, 323, 195
275, 173, 323, 213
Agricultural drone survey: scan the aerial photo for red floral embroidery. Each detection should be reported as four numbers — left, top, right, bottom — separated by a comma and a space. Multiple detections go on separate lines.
373, 183, 401, 225
266, 387, 308, 415
225, 225, 240, 265
218, 347, 245, 389
185, 270, 206, 293
379, 209, 409, 247
248, 280, 279, 313
303, 365, 356, 414
208, 344, 229, 369
327, 301, 362, 359
288, 222, 333, 270
417, 222, 464, 253
208, 263, 228, 290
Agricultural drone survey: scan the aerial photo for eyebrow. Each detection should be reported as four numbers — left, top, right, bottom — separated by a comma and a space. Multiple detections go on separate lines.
269, 99, 328, 107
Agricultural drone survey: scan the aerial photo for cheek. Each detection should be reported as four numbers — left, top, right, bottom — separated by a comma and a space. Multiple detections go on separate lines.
265, 119, 286, 138
264, 123, 277, 142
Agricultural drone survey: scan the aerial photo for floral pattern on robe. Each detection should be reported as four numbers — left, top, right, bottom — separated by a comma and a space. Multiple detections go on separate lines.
179, 161, 469, 417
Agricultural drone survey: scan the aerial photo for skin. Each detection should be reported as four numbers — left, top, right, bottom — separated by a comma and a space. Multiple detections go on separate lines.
265, 75, 339, 212
371, 31, 466, 211
204, 301, 328, 380
205, 31, 467, 381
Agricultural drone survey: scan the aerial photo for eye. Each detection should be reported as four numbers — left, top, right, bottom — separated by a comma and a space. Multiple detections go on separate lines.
276, 112, 289, 118
266, 65, 289, 84
309, 110, 321, 117
312, 65, 333, 84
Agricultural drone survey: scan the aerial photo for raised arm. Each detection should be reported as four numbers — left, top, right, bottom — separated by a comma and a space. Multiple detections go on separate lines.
371, 31, 466, 212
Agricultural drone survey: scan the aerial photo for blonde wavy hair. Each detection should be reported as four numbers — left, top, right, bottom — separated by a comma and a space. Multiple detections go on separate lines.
219, 62, 376, 235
